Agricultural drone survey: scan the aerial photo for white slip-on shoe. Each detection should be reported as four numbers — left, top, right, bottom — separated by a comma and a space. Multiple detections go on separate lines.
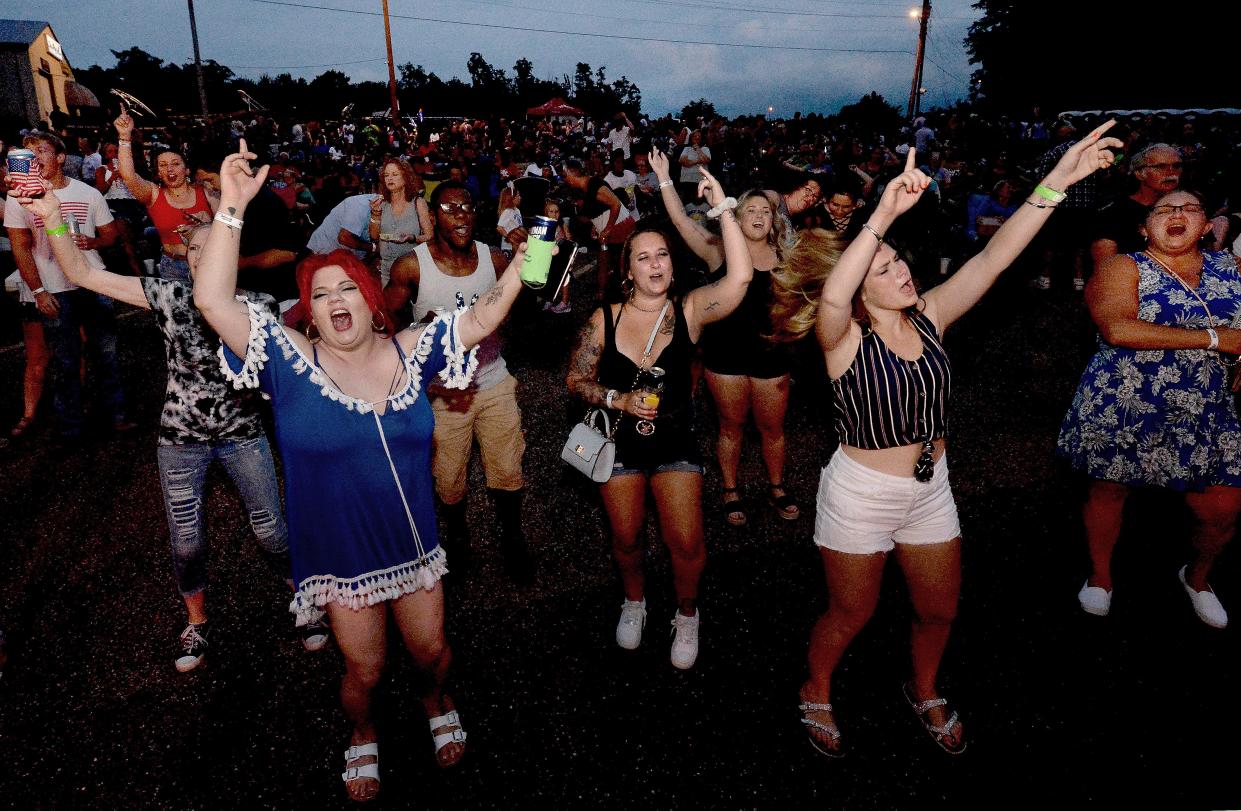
1077, 581, 1112, 616
1179, 566, 1228, 629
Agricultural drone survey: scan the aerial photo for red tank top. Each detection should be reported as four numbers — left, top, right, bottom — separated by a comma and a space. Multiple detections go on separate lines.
148, 186, 213, 250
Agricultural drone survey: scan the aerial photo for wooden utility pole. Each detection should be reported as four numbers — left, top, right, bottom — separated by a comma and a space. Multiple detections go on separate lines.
187, 0, 209, 115
906, 0, 930, 119
381, 0, 400, 123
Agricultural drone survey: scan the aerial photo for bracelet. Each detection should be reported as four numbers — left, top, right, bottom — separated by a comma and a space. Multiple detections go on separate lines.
658, 180, 673, 189
1034, 183, 1066, 203
31, 286, 46, 296
861, 223, 884, 243
1207, 327, 1220, 351
1024, 198, 1058, 209
214, 211, 244, 230
606, 389, 618, 409
117, 140, 132, 147
706, 197, 738, 219
45, 223, 69, 236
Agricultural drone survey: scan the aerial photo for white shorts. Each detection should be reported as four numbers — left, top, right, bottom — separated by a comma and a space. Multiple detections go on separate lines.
813, 449, 962, 555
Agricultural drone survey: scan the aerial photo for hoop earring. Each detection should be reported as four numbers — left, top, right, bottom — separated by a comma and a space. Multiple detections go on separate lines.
306, 321, 320, 342
372, 311, 387, 333
620, 277, 634, 298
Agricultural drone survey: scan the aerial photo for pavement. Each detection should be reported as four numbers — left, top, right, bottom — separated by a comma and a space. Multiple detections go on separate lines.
1, 268, 1239, 809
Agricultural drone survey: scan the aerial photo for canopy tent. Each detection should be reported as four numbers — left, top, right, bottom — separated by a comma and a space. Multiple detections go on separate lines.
527, 97, 584, 117
64, 81, 99, 108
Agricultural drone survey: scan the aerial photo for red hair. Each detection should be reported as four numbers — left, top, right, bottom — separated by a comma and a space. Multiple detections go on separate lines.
295, 250, 393, 336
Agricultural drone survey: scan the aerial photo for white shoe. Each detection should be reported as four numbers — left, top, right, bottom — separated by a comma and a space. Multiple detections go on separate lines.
1179, 566, 1228, 628
616, 599, 646, 649
1077, 581, 1112, 616
670, 610, 700, 670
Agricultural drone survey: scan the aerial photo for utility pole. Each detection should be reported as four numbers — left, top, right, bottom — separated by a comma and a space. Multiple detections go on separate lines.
381, 0, 400, 124
186, 0, 209, 116
906, 0, 930, 119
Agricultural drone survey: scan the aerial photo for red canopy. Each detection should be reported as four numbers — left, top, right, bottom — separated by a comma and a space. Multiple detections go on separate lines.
527, 97, 584, 117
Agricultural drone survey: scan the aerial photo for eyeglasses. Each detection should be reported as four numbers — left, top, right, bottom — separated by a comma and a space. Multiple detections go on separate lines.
1150, 203, 1204, 216
437, 201, 474, 214
1138, 162, 1183, 172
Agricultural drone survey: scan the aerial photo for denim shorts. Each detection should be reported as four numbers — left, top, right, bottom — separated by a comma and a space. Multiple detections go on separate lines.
611, 458, 705, 478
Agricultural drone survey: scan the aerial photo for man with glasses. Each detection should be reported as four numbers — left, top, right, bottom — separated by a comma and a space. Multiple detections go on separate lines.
383, 181, 534, 584
767, 173, 823, 250
1091, 143, 1182, 267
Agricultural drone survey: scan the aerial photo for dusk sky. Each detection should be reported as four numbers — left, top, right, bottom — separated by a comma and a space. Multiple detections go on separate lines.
19, 0, 982, 116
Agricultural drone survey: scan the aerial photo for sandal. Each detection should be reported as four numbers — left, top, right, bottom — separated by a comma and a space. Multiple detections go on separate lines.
429, 706, 468, 768
768, 483, 799, 521
9, 416, 35, 438
721, 486, 747, 527
341, 741, 380, 802
903, 682, 966, 754
798, 697, 843, 759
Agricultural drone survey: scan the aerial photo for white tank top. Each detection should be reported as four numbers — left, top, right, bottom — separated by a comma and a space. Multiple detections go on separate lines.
411, 241, 508, 390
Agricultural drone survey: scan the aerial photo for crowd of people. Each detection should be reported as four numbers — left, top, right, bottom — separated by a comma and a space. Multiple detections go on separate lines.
4, 99, 1241, 797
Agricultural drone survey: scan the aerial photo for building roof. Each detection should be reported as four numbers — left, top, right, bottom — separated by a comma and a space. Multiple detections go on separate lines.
0, 19, 49, 47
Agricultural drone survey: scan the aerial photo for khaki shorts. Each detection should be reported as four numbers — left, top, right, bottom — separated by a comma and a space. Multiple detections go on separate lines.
430, 374, 525, 503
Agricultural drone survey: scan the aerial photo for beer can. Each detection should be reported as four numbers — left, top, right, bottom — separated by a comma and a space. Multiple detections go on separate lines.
520, 215, 558, 289
6, 148, 44, 197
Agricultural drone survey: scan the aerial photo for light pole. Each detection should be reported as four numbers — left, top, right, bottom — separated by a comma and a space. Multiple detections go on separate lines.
906, 1, 930, 119
381, 0, 400, 124
186, 0, 209, 115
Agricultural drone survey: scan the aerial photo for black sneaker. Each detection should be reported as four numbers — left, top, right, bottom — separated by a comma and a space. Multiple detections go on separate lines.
300, 615, 330, 652
175, 622, 208, 672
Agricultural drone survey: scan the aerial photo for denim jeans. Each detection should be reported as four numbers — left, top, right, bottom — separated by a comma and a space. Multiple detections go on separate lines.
42, 289, 127, 438
156, 435, 291, 596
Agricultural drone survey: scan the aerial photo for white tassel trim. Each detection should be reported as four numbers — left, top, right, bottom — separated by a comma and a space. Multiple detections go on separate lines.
217, 295, 274, 391
289, 546, 449, 626
433, 308, 479, 390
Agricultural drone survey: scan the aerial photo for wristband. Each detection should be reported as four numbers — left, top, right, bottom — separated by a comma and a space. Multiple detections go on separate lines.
606, 389, 618, 409
214, 211, 244, 230
31, 287, 46, 296
861, 223, 884, 243
1024, 198, 1057, 209
658, 180, 673, 189
1034, 183, 1066, 203
45, 223, 69, 236
117, 140, 132, 147
706, 197, 738, 219
1207, 327, 1220, 351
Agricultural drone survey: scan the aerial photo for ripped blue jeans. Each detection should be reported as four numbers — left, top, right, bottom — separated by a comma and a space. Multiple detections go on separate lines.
156, 435, 290, 596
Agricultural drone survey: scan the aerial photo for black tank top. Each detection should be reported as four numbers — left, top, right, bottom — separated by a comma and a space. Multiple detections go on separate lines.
597, 299, 699, 465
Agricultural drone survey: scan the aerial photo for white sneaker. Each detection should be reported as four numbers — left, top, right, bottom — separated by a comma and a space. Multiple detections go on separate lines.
670, 610, 700, 670
616, 599, 646, 649
1077, 581, 1112, 616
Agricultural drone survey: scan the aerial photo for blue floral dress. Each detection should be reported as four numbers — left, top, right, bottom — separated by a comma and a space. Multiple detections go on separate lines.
1057, 251, 1241, 491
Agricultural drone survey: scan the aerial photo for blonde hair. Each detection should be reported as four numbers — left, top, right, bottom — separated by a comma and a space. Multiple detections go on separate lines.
736, 189, 785, 264
768, 228, 847, 343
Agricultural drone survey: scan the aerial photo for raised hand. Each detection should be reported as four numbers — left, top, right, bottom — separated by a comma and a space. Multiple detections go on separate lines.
1046, 119, 1124, 189
696, 166, 726, 208
113, 103, 135, 139
649, 149, 671, 182
17, 187, 60, 222
218, 138, 270, 206
369, 195, 383, 217
873, 147, 930, 220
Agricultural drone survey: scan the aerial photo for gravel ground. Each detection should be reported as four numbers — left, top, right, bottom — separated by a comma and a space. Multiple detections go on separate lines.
1, 268, 1238, 809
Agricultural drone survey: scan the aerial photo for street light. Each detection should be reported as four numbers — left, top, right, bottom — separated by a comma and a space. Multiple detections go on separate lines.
909, 8, 920, 18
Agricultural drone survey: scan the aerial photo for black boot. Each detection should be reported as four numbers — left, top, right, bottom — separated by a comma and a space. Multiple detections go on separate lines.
439, 498, 471, 574
490, 488, 534, 585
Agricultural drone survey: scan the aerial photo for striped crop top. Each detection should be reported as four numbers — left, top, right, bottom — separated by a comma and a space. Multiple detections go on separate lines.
830, 310, 951, 450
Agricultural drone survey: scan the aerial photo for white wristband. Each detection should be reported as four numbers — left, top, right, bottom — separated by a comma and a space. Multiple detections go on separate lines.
214, 211, 244, 230
1207, 327, 1220, 351
658, 180, 673, 189
606, 389, 618, 409
31, 287, 46, 296
706, 197, 738, 219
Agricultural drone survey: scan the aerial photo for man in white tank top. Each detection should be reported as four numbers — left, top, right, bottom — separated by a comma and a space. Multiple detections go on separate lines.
384, 182, 533, 583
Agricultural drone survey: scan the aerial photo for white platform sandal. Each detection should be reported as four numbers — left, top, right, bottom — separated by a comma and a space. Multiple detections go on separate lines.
341, 742, 380, 802
429, 708, 468, 768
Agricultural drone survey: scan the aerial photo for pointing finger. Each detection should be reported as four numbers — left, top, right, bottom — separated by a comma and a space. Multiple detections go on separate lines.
904, 146, 917, 172
1089, 118, 1117, 140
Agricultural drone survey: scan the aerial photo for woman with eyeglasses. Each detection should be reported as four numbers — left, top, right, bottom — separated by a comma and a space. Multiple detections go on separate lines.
1060, 189, 1241, 629
769, 125, 1120, 758
113, 106, 217, 280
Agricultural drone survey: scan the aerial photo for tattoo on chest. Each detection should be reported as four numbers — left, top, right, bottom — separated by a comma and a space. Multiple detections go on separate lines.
660, 310, 675, 335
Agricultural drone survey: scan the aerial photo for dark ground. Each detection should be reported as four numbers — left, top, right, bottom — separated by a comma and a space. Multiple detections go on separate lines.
1, 267, 1239, 810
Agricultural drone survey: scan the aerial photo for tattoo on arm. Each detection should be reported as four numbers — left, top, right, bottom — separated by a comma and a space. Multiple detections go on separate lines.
704, 300, 720, 312
482, 283, 504, 307
568, 319, 608, 405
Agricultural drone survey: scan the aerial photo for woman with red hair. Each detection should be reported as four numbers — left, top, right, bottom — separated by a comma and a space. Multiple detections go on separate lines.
195, 143, 529, 802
